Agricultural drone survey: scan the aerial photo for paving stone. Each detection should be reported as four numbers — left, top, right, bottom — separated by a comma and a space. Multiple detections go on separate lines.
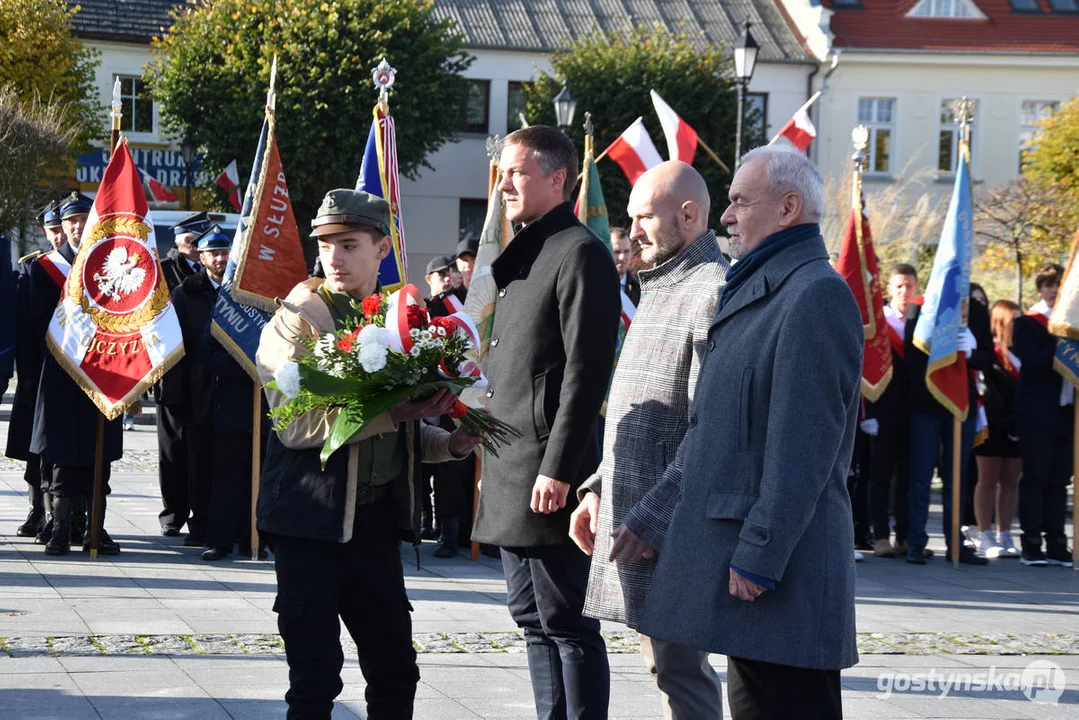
190, 634, 243, 654
2, 636, 51, 657
48, 636, 103, 656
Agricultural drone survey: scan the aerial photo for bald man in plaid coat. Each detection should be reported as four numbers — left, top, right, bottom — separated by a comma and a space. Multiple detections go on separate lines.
570, 161, 728, 719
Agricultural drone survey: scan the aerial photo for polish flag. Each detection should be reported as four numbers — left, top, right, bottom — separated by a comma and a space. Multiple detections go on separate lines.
650, 90, 698, 164
138, 168, 177, 203
771, 92, 821, 152
215, 159, 242, 211
603, 118, 663, 185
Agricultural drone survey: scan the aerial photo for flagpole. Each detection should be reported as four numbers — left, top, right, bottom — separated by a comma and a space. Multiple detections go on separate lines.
110, 78, 122, 151
767, 91, 822, 146
695, 137, 731, 174
251, 381, 261, 560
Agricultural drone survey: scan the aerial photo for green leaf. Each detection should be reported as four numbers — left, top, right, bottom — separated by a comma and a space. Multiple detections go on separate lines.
321, 408, 364, 468
298, 365, 365, 396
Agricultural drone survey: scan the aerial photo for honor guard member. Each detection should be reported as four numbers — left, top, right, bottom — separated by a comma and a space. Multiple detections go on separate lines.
454, 234, 478, 294
256, 188, 482, 719
423, 255, 459, 319
156, 211, 214, 536
29, 192, 124, 556
164, 224, 229, 548
6, 201, 64, 538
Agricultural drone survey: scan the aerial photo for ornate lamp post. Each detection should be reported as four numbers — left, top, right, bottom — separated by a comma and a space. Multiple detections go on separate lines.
553, 83, 577, 134
733, 21, 760, 169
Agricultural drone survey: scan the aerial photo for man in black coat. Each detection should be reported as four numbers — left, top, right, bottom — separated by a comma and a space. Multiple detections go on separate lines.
156, 212, 213, 536
610, 226, 640, 307
472, 126, 621, 718
29, 192, 124, 555
165, 224, 229, 547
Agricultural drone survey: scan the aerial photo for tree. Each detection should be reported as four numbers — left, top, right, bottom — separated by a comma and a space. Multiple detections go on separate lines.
146, 0, 472, 222
0, 86, 83, 247
975, 179, 1074, 304
522, 28, 744, 228
1021, 96, 1079, 265
0, 0, 101, 148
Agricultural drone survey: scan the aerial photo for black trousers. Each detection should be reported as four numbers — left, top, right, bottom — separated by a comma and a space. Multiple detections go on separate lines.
270, 499, 417, 720
727, 656, 842, 720
157, 404, 189, 530
502, 544, 610, 720
433, 455, 473, 524
51, 464, 111, 499
185, 423, 213, 540
206, 429, 259, 552
1018, 408, 1074, 549
869, 414, 910, 543
848, 431, 871, 543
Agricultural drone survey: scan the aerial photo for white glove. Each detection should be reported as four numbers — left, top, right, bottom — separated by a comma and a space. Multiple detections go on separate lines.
859, 419, 879, 436
956, 328, 976, 358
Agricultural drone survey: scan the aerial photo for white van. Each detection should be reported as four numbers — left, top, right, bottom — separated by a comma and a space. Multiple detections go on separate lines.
150, 210, 241, 258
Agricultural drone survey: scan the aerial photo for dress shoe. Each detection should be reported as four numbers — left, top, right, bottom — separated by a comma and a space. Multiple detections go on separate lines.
83, 529, 121, 555
160, 526, 181, 537
35, 517, 54, 545
202, 547, 230, 561
17, 509, 44, 537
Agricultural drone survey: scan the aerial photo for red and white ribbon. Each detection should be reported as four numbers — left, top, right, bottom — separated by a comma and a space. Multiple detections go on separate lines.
384, 283, 426, 354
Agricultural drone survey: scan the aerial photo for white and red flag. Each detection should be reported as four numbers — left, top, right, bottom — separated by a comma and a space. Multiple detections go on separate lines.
603, 117, 663, 185
771, 92, 821, 152
650, 90, 698, 164
138, 168, 177, 203
46, 141, 184, 420
215, 159, 242, 211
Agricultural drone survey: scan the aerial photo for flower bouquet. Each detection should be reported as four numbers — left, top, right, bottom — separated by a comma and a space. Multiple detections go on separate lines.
267, 284, 521, 467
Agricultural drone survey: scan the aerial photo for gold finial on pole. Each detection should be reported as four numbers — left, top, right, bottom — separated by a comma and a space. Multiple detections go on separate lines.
850, 125, 869, 212
952, 96, 976, 147
110, 77, 123, 151
372, 58, 397, 113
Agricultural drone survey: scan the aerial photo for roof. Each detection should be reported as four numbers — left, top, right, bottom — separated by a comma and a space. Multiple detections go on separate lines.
68, 0, 182, 42
435, 0, 811, 63
822, 0, 1079, 53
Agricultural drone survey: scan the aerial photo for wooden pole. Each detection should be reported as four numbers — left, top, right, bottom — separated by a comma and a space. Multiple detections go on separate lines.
1073, 401, 1078, 570
88, 414, 106, 559
251, 381, 262, 560
470, 455, 481, 562
696, 137, 731, 174
951, 416, 961, 569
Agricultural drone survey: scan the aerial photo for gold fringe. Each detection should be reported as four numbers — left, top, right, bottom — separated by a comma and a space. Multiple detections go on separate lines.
1054, 356, 1079, 390
924, 352, 969, 421
230, 287, 279, 314
861, 365, 893, 404
1048, 321, 1079, 341
231, 110, 278, 309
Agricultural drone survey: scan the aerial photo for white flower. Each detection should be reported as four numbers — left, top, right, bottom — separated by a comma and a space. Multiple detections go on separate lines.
409, 346, 422, 357
274, 361, 302, 399
358, 342, 389, 372
358, 324, 391, 348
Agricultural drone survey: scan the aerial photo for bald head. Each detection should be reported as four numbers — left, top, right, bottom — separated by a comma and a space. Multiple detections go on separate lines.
627, 161, 711, 267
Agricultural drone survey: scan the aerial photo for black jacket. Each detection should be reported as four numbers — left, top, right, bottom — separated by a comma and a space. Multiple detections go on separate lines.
472, 202, 621, 547
28, 242, 123, 466
202, 319, 268, 433
160, 270, 218, 421
1012, 313, 1070, 429
866, 313, 911, 421
904, 297, 993, 418
624, 271, 641, 307
161, 248, 197, 293
5, 251, 43, 460
983, 350, 1018, 435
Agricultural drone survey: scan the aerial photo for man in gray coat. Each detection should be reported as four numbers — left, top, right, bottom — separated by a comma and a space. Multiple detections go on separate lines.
569, 161, 727, 718
638, 147, 863, 720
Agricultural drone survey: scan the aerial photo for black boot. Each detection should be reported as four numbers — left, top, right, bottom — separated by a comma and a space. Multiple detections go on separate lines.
36, 490, 54, 544
82, 498, 120, 555
420, 511, 435, 541
45, 497, 72, 556
433, 518, 459, 558
16, 484, 45, 537
70, 496, 87, 546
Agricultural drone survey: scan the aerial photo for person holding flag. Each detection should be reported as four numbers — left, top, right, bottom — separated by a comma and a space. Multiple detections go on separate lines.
905, 102, 993, 566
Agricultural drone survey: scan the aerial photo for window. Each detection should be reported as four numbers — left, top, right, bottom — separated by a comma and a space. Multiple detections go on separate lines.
907, 0, 986, 18
459, 79, 490, 134
857, 98, 894, 175
938, 98, 978, 174
1048, 0, 1078, 11
745, 92, 769, 147
459, 198, 487, 242
115, 75, 154, 134
1019, 100, 1059, 169
1008, 0, 1040, 10
507, 81, 530, 131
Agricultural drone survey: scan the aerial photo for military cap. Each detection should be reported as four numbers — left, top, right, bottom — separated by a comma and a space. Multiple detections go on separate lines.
195, 224, 231, 252
455, 233, 478, 260
425, 255, 454, 275
172, 211, 212, 236
310, 189, 391, 238
59, 192, 93, 219
38, 202, 62, 229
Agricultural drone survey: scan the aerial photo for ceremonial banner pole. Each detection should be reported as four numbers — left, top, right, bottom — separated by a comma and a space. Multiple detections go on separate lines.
89, 79, 126, 559
251, 381, 261, 560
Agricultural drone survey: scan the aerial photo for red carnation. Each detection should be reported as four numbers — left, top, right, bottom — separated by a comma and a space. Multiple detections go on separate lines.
361, 294, 382, 317
336, 330, 358, 353
450, 400, 469, 419
430, 316, 456, 335
406, 304, 428, 330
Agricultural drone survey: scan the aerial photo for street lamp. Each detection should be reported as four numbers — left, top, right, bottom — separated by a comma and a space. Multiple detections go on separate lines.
733, 20, 759, 169
553, 83, 577, 134
180, 136, 197, 210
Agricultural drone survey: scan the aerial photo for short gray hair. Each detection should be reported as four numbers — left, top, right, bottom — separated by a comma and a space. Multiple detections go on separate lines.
740, 146, 824, 221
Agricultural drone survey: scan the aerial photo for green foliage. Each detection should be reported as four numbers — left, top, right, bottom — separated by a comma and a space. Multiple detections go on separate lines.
523, 27, 743, 228
0, 0, 101, 148
146, 0, 472, 221
1020, 97, 1079, 261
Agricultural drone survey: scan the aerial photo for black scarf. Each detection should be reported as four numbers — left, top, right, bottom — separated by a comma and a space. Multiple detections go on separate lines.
720, 223, 820, 311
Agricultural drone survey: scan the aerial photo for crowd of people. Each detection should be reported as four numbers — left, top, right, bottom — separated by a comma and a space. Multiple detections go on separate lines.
3, 125, 1074, 720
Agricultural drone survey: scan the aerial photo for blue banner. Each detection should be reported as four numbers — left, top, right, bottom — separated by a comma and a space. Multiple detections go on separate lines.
355, 105, 407, 291
77, 146, 209, 188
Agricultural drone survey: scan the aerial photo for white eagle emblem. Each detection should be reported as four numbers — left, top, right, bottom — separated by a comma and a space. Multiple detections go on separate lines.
93, 246, 147, 301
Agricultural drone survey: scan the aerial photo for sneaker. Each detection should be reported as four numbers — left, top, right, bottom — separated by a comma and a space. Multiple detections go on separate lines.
873, 538, 896, 558
1020, 548, 1048, 567
122, 418, 135, 431
977, 532, 1005, 559
1046, 545, 1074, 568
961, 525, 981, 549
996, 531, 1020, 558
854, 550, 865, 562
